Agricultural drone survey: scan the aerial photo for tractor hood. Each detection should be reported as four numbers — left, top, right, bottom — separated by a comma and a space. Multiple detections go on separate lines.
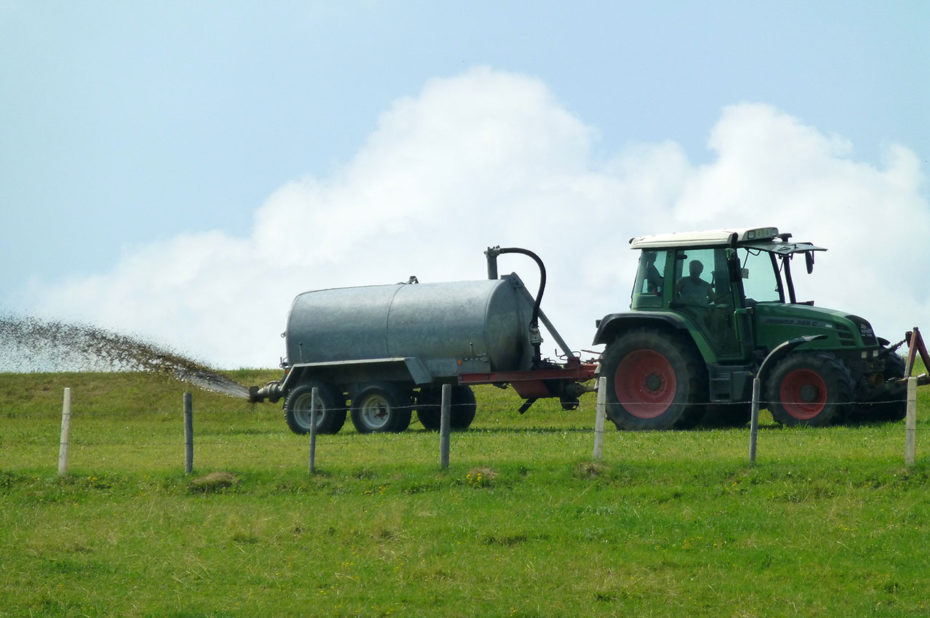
751, 302, 878, 352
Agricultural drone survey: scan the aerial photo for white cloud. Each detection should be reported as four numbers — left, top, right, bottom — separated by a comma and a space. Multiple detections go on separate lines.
20, 69, 930, 368
674, 103, 930, 341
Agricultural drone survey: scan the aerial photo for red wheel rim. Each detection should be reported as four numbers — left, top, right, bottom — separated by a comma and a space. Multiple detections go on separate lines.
779, 369, 827, 420
614, 349, 677, 419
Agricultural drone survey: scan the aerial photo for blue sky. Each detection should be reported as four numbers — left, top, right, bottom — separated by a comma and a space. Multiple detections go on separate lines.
2, 1, 928, 368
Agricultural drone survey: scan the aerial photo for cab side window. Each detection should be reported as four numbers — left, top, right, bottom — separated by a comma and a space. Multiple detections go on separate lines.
631, 250, 666, 309
674, 249, 715, 306
674, 247, 740, 356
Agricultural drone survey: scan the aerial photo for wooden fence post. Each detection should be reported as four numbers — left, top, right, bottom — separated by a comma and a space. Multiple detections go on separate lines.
749, 377, 762, 464
440, 384, 451, 469
308, 386, 318, 475
593, 377, 606, 460
58, 387, 72, 476
184, 392, 193, 474
906, 376, 917, 467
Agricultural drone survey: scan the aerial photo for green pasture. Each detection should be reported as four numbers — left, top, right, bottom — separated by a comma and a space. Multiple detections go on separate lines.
1, 369, 929, 616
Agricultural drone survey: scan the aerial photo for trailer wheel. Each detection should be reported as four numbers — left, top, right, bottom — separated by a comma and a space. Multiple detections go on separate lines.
601, 328, 705, 430
766, 353, 853, 427
284, 382, 347, 435
416, 385, 477, 431
351, 383, 413, 433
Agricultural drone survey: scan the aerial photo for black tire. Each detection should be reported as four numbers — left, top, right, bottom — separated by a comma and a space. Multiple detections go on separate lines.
700, 403, 751, 427
766, 353, 853, 427
416, 385, 477, 431
284, 382, 347, 435
350, 383, 413, 433
600, 328, 706, 430
854, 352, 907, 422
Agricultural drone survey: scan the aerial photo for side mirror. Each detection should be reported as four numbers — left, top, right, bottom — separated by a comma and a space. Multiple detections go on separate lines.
805, 251, 815, 274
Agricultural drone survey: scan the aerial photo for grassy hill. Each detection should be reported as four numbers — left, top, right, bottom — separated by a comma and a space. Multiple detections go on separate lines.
1, 369, 929, 616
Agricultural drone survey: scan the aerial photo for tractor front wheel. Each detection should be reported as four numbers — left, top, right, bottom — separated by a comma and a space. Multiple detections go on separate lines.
766, 353, 853, 427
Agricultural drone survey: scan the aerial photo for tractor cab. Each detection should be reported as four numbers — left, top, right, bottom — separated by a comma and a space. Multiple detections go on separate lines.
626, 227, 850, 362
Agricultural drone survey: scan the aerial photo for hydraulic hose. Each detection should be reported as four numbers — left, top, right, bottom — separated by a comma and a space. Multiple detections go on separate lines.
485, 246, 547, 363
487, 246, 546, 327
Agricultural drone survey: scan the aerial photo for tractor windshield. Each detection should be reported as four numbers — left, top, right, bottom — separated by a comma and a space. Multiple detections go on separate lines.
739, 248, 784, 304
738, 241, 824, 305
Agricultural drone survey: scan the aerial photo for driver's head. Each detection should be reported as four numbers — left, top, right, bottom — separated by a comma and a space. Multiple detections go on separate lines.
689, 261, 704, 278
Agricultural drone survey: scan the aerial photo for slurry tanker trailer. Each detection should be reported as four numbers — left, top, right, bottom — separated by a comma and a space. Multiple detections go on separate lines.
250, 228, 907, 434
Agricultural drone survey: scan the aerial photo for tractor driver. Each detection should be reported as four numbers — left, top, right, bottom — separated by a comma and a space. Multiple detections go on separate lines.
641, 250, 662, 294
676, 260, 714, 305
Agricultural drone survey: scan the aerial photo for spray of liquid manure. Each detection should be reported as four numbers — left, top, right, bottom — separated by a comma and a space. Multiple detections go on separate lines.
0, 315, 250, 399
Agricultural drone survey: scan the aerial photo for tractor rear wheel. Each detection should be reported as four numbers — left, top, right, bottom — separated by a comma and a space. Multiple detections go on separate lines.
284, 382, 347, 435
766, 353, 853, 427
416, 385, 477, 431
351, 383, 413, 433
601, 329, 705, 430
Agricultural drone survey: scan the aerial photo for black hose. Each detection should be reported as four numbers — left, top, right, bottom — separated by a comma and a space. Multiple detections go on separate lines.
493, 247, 546, 330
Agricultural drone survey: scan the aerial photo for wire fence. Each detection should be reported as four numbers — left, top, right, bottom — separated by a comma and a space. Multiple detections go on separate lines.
44, 375, 926, 478
278, 395, 913, 414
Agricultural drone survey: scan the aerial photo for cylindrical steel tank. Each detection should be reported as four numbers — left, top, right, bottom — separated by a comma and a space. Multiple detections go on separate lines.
285, 276, 535, 377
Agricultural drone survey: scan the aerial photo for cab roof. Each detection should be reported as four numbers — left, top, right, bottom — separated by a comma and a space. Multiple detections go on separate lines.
629, 226, 825, 254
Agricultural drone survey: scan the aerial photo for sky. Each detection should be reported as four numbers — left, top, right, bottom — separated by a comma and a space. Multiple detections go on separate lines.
1, 1, 928, 369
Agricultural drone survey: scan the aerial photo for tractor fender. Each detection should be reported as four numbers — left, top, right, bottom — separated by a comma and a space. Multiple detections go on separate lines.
593, 311, 719, 366
593, 312, 691, 346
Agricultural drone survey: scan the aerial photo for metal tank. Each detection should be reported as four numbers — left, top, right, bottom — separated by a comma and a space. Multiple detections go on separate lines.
247, 247, 599, 435
284, 275, 537, 378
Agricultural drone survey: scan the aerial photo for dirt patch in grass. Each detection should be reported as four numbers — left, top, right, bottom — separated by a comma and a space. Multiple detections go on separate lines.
188, 471, 239, 493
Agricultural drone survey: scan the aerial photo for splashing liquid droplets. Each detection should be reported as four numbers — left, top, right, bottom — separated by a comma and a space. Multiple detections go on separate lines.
0, 315, 250, 399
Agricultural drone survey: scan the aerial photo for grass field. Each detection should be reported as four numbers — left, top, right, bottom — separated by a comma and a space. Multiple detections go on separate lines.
1, 368, 929, 617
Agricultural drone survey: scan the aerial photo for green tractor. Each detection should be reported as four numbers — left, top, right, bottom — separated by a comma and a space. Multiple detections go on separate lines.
594, 227, 906, 429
